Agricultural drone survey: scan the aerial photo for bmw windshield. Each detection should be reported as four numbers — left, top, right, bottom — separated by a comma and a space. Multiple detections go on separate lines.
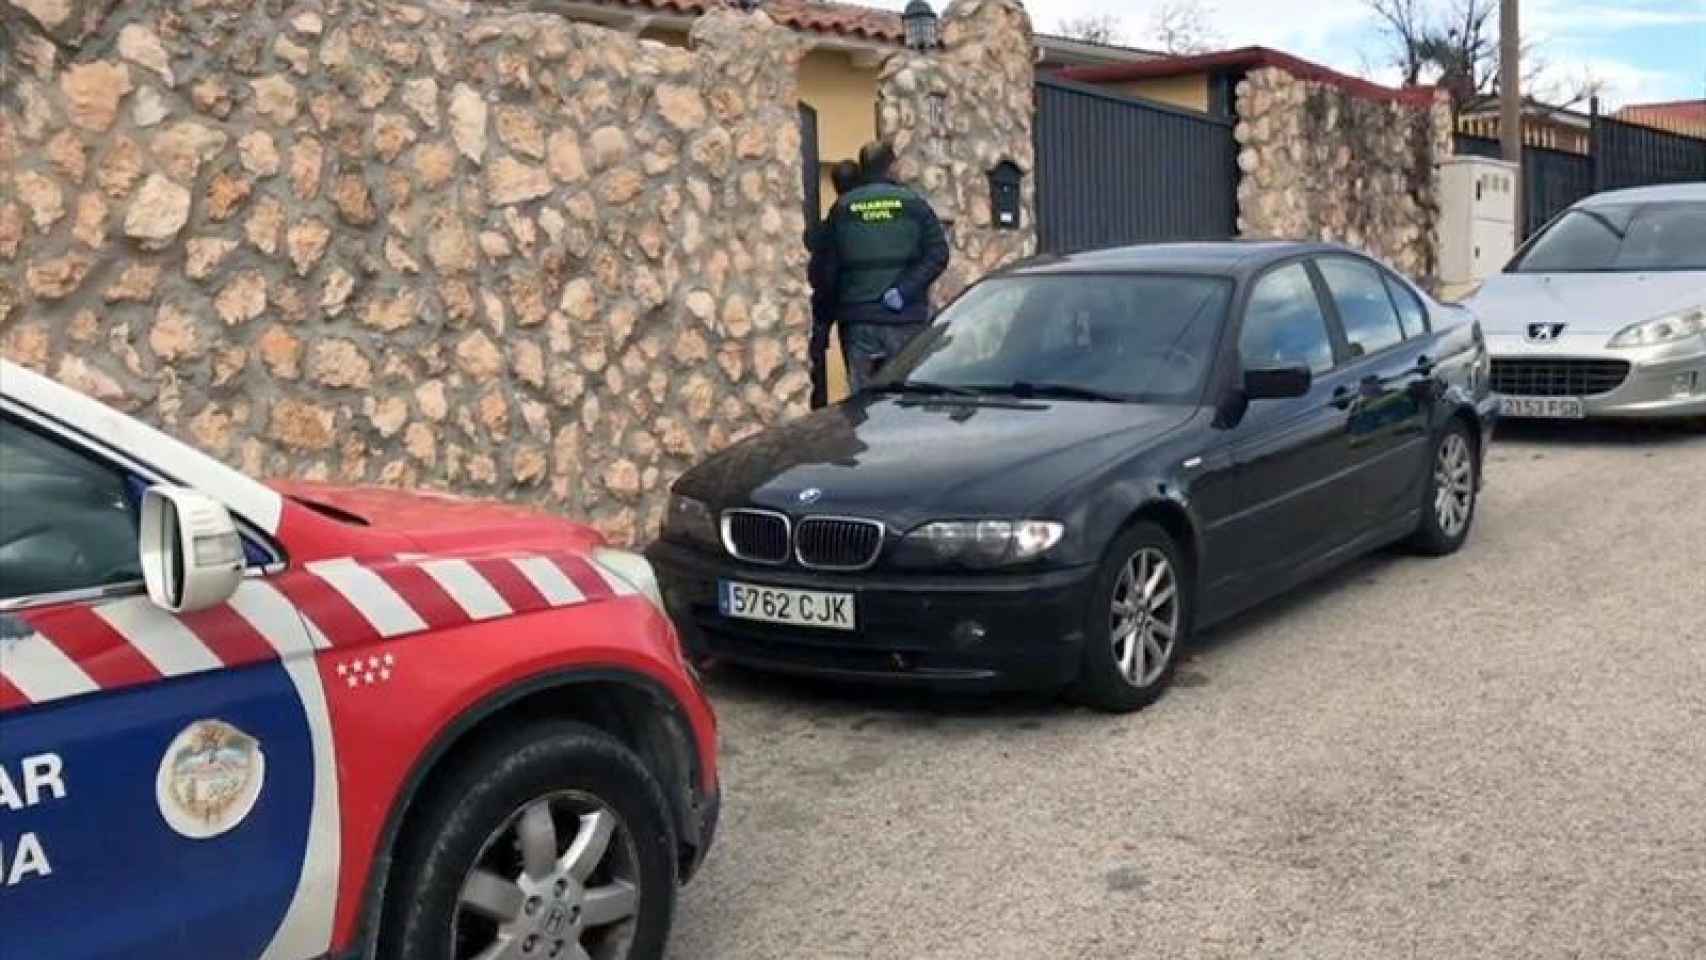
872, 274, 1233, 404
1512, 201, 1706, 272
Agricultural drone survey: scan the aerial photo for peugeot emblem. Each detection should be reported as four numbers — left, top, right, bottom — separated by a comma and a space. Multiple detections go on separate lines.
1526, 322, 1567, 343
797, 488, 823, 505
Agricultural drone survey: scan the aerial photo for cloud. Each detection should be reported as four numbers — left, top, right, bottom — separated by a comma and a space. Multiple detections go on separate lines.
1537, 53, 1697, 108
1528, 0, 1706, 33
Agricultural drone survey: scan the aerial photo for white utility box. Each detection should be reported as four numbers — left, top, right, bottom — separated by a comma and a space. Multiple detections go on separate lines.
1438, 155, 1519, 287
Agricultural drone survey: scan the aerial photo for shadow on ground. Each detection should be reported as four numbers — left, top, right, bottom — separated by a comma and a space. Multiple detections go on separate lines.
1493, 417, 1706, 448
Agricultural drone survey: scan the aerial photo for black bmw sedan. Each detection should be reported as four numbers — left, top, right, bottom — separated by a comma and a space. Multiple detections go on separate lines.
648, 242, 1497, 712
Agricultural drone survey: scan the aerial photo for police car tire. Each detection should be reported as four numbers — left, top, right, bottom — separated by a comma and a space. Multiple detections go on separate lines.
378, 720, 678, 960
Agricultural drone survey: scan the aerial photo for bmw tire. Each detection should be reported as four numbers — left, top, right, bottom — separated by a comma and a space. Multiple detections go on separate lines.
1408, 420, 1479, 557
1069, 522, 1189, 714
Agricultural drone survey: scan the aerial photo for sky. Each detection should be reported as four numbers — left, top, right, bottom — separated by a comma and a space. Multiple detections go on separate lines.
869, 0, 1706, 109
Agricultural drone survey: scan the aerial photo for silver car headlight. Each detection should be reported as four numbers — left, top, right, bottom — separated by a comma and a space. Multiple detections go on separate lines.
1607, 306, 1706, 349
893, 519, 1065, 568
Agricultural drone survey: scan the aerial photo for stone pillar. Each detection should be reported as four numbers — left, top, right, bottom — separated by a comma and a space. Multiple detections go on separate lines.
1234, 66, 1454, 287
876, 0, 1036, 306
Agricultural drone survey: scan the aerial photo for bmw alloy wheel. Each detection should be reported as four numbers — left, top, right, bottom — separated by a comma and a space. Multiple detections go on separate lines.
453, 791, 641, 960
1110, 547, 1179, 688
1434, 433, 1474, 538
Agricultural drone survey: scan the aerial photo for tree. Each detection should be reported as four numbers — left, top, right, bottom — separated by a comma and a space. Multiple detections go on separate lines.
1361, 0, 1599, 112
1363, 0, 1433, 85
1054, 14, 1125, 46
1149, 0, 1223, 55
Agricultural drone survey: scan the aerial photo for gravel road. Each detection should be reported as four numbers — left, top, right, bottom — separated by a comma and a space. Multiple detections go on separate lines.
669, 420, 1706, 960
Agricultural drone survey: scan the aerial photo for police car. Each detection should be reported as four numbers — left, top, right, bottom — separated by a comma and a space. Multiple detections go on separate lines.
0, 359, 719, 960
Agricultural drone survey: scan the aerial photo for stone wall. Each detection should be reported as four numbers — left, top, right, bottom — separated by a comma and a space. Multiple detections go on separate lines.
0, 0, 813, 545
1234, 67, 1454, 284
877, 0, 1036, 305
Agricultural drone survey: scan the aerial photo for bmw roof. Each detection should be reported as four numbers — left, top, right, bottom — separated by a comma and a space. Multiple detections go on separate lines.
1576, 182, 1706, 207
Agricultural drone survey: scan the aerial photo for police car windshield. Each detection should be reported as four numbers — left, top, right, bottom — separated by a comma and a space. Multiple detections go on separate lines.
1512, 201, 1706, 272
875, 274, 1232, 404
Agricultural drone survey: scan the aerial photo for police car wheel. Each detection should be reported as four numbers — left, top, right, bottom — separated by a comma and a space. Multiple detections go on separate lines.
380, 721, 678, 960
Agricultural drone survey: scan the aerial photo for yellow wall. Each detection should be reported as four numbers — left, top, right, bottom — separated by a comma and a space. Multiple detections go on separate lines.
1111, 75, 1210, 113
800, 49, 880, 183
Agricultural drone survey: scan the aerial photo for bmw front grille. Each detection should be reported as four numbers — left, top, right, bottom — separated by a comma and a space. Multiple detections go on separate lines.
721, 509, 790, 565
794, 517, 885, 571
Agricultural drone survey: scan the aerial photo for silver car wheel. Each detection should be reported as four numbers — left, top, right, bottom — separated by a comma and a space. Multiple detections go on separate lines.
1433, 433, 1475, 538
453, 791, 641, 960
1110, 547, 1179, 688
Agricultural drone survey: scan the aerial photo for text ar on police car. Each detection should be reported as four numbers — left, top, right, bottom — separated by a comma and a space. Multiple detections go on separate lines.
1, 752, 65, 887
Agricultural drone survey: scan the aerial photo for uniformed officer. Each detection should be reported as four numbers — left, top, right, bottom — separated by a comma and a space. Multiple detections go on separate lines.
819, 141, 950, 393
808, 159, 864, 410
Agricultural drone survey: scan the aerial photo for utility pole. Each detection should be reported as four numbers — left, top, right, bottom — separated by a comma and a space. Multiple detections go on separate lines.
1499, 0, 1523, 237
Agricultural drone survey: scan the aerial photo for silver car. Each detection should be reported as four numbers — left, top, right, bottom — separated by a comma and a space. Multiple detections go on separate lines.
1467, 183, 1706, 420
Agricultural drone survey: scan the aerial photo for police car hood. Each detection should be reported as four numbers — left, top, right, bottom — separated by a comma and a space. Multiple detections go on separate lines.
1468, 270, 1706, 336
270, 480, 606, 555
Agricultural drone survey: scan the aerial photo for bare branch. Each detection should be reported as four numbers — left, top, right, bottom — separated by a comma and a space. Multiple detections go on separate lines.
1148, 0, 1223, 55
1361, 0, 1431, 85
1052, 14, 1125, 46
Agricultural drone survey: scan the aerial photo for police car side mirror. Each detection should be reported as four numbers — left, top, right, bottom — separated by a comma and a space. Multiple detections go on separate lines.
140, 486, 244, 613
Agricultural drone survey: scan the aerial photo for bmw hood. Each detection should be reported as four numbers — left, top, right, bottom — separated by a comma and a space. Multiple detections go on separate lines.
1468, 271, 1706, 336
674, 396, 1193, 528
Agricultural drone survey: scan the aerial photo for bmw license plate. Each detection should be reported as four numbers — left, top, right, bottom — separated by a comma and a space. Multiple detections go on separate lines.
1498, 396, 1585, 419
719, 580, 856, 631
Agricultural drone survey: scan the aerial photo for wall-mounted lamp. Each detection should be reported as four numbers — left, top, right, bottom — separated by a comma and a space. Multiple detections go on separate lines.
902, 0, 939, 50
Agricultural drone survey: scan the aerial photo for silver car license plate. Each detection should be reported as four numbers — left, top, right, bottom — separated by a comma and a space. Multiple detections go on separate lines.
719, 580, 856, 631
1499, 396, 1585, 419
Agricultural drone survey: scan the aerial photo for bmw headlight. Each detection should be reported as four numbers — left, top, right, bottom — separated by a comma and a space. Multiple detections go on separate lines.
663, 494, 718, 549
893, 519, 1065, 568
1607, 306, 1706, 349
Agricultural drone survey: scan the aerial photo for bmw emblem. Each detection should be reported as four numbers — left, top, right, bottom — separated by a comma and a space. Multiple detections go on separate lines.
798, 488, 823, 505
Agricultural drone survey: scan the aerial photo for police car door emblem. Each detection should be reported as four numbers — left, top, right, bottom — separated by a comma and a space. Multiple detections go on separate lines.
798, 488, 823, 505
156, 720, 266, 839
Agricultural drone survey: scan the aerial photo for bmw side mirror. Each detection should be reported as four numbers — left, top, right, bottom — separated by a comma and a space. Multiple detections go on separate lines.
140, 486, 244, 613
1243, 365, 1312, 401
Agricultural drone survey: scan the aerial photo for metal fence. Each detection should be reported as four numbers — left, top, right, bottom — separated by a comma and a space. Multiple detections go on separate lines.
1034, 77, 1238, 254
1593, 115, 1706, 191
1457, 114, 1705, 238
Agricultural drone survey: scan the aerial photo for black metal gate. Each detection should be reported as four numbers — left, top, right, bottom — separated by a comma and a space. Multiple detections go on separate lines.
1034, 77, 1238, 254
1592, 115, 1706, 191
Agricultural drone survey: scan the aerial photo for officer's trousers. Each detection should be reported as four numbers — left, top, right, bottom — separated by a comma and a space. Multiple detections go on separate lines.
839, 321, 926, 393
